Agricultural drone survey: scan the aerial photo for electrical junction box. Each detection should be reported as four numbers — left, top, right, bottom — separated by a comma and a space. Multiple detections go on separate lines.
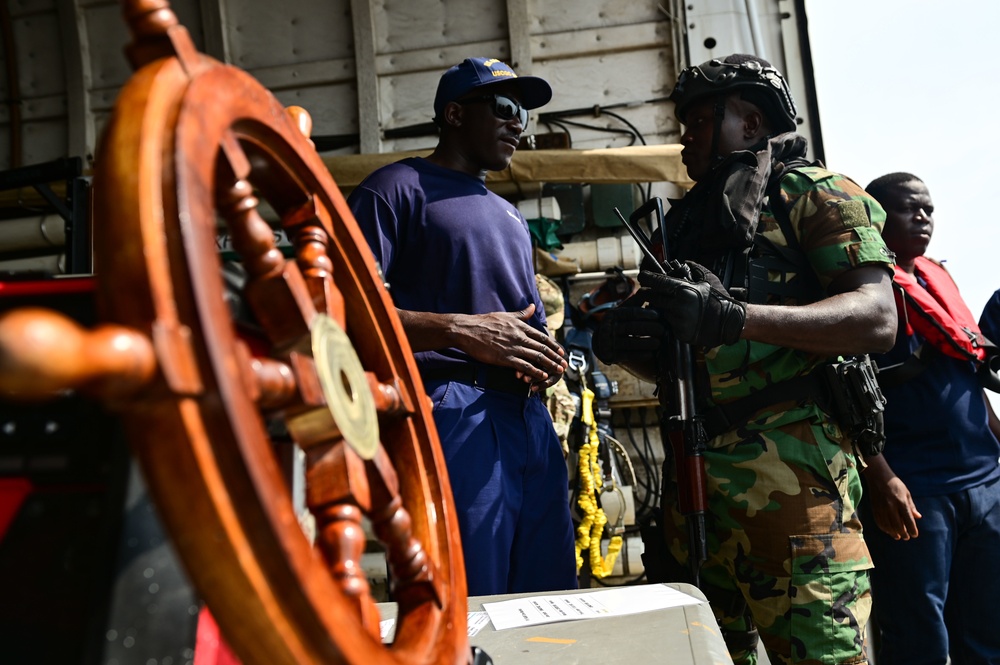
591, 184, 636, 228
543, 184, 586, 236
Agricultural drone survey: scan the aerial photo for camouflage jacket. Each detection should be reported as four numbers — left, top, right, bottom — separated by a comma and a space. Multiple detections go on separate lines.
705, 166, 893, 439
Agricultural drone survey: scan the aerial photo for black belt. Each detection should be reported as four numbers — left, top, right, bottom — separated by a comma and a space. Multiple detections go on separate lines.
421, 363, 533, 398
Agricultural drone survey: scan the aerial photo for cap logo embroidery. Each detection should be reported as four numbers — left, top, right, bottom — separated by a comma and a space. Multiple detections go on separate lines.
484, 58, 517, 78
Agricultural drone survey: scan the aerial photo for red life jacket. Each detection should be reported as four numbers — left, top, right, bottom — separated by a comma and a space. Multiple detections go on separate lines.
892, 256, 987, 363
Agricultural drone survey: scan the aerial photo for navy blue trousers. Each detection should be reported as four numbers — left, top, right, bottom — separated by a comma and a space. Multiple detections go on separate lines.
862, 474, 1000, 665
426, 380, 577, 597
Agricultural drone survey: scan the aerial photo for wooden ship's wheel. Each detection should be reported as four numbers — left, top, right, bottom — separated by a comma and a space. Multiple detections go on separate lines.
0, 1, 469, 663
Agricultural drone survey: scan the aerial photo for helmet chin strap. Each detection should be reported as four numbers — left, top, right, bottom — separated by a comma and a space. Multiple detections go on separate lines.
708, 96, 727, 168
706, 96, 774, 172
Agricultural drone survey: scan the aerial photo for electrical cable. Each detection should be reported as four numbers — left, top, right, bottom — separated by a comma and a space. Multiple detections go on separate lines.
538, 119, 573, 146
639, 407, 663, 508
621, 407, 659, 524
597, 109, 647, 146
547, 117, 639, 145
604, 434, 637, 489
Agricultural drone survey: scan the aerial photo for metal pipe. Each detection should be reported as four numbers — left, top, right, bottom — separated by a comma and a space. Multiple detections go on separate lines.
0, 215, 67, 253
744, 0, 768, 60
569, 268, 640, 283
0, 253, 64, 274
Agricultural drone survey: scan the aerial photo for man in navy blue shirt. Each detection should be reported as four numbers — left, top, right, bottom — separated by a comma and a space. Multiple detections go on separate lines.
983, 288, 1000, 348
347, 58, 577, 596
864, 173, 1000, 665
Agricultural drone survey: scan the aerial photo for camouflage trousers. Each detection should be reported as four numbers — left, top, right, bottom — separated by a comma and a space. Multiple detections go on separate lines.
664, 417, 872, 665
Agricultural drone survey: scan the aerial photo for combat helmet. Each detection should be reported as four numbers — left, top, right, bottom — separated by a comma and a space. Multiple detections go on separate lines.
669, 54, 798, 134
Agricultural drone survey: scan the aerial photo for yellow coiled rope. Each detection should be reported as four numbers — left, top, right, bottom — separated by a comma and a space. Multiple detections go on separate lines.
574, 386, 623, 578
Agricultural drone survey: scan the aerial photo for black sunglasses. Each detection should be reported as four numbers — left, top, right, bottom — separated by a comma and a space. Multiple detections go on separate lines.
457, 94, 528, 126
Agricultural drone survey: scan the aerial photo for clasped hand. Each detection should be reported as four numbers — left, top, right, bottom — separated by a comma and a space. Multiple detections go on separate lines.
456, 303, 567, 390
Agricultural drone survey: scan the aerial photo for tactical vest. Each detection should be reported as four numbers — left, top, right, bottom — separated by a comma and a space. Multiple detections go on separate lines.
743, 169, 825, 305
674, 167, 886, 454
665, 165, 826, 307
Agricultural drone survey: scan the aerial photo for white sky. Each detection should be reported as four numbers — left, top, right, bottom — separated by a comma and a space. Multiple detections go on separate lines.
804, 1, 1000, 408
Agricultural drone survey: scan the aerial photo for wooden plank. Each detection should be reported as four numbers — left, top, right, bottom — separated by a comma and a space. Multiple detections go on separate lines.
529, 0, 664, 34
377, 1, 507, 55
22, 119, 68, 166
78, 3, 134, 90
87, 87, 120, 115
8, 0, 59, 14
2, 93, 70, 122
378, 68, 441, 132
271, 81, 358, 137
12, 9, 66, 98
531, 22, 670, 61
532, 48, 678, 145
373, 40, 510, 76
248, 58, 358, 91
223, 0, 353, 70
350, 0, 381, 153
505, 0, 532, 72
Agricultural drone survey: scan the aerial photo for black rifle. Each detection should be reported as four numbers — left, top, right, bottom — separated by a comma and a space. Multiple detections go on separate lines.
616, 200, 709, 586
659, 274, 709, 587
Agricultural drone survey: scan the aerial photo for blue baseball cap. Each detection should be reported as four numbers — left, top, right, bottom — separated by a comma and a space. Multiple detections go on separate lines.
433, 57, 552, 123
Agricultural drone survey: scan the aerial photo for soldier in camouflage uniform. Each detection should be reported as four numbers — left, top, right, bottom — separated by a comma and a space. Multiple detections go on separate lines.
593, 54, 897, 665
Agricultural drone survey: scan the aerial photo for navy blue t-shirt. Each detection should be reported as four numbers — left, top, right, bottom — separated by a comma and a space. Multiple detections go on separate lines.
981, 288, 1000, 343
347, 157, 546, 368
873, 283, 1000, 497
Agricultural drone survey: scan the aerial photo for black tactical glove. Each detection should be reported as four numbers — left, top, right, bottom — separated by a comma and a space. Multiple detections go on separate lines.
592, 306, 666, 365
637, 261, 746, 348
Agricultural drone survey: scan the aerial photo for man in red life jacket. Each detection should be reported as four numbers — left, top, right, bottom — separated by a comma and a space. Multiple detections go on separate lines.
864, 172, 1000, 665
